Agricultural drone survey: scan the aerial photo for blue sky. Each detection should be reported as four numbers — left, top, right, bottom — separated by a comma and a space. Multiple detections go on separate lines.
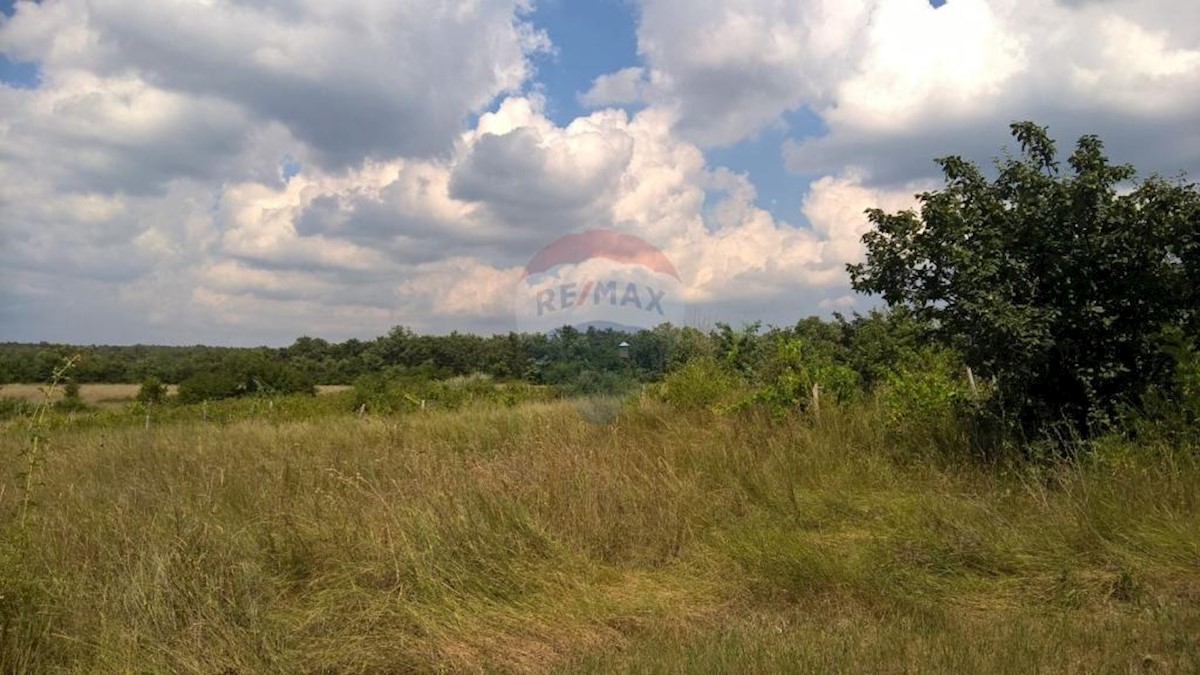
1, 0, 1198, 345
0, 0, 36, 86
529, 0, 641, 126
0, 52, 38, 87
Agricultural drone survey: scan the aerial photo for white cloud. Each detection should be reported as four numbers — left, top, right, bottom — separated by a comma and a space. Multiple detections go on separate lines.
606, 0, 1200, 184
788, 0, 1200, 182
450, 98, 636, 232
580, 67, 649, 107
0, 0, 548, 167
166, 97, 914, 337
4, 0, 1198, 343
0, 0, 553, 342
627, 0, 872, 145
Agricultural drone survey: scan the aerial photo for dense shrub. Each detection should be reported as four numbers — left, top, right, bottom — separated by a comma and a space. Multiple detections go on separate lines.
136, 376, 167, 405
1164, 329, 1200, 424
740, 338, 859, 417
878, 348, 973, 428
838, 309, 924, 391
56, 379, 87, 413
0, 396, 33, 420
655, 357, 743, 411
1133, 328, 1200, 442
177, 370, 244, 404
351, 371, 438, 413
177, 356, 314, 404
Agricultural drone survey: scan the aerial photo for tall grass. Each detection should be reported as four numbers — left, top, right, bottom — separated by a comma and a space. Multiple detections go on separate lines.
0, 396, 1196, 672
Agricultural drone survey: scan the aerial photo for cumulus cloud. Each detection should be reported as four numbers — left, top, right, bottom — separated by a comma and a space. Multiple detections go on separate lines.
0, 71, 255, 195
0, 0, 552, 342
450, 98, 636, 233
186, 96, 907, 336
786, 0, 1200, 183
604, 0, 1200, 183
4, 0, 1197, 344
579, 66, 650, 107
0, 0, 548, 167
627, 0, 872, 146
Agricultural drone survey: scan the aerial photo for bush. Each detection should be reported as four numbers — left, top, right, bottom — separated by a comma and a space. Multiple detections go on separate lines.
656, 357, 742, 411
1164, 328, 1200, 423
177, 356, 315, 404
177, 370, 243, 404
740, 339, 859, 417
56, 379, 88, 413
351, 371, 437, 413
136, 376, 167, 405
0, 396, 33, 420
1132, 328, 1200, 442
878, 348, 974, 429
839, 309, 924, 391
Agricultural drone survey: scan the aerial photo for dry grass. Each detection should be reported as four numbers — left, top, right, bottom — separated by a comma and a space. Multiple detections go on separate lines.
0, 383, 347, 408
0, 398, 1197, 673
0, 383, 150, 407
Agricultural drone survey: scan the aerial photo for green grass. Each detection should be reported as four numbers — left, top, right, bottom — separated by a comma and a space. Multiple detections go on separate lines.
0, 397, 1197, 672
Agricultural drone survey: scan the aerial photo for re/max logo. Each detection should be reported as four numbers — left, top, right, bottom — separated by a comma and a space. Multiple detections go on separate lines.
535, 280, 666, 316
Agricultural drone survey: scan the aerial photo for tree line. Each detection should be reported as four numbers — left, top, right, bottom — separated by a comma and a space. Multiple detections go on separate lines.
0, 314, 919, 396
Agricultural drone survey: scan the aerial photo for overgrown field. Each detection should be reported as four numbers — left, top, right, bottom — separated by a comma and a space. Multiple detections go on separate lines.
1, 395, 1197, 673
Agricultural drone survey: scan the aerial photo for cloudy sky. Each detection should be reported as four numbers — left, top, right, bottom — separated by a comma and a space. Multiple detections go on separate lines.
1, 0, 1197, 345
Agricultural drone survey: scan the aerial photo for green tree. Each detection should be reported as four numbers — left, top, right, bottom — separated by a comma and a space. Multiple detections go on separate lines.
136, 376, 167, 405
836, 309, 924, 391
177, 370, 242, 404
849, 122, 1200, 439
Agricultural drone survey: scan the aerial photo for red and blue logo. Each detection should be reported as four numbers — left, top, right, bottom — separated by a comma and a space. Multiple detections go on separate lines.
514, 229, 686, 333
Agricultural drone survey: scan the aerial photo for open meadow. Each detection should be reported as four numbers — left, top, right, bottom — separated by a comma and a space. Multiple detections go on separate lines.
0, 383, 153, 409
1, 393, 1197, 673
0, 383, 349, 409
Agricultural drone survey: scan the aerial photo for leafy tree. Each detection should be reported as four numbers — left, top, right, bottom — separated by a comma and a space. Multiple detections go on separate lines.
667, 326, 716, 372
136, 376, 167, 405
849, 122, 1200, 438
713, 322, 764, 377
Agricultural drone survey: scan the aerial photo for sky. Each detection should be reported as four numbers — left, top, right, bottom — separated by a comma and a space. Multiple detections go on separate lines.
1, 0, 1198, 346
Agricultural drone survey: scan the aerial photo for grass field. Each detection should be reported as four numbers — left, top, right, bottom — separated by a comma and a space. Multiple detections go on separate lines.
1, 396, 1197, 673
0, 383, 348, 408
0, 383, 152, 408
